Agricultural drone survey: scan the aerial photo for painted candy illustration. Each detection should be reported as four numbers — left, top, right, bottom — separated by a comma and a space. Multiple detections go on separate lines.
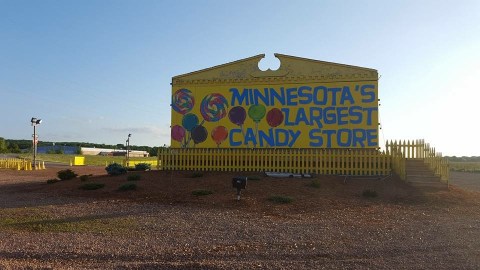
248, 104, 266, 146
172, 88, 195, 115
228, 106, 246, 144
171, 125, 186, 143
266, 108, 284, 127
192, 125, 208, 146
182, 113, 199, 147
211, 126, 228, 148
200, 93, 228, 123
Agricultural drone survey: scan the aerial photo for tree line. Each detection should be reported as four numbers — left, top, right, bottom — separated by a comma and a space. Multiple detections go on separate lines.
0, 137, 165, 156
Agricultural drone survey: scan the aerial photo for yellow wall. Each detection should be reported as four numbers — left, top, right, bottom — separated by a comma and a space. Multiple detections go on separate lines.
171, 81, 378, 148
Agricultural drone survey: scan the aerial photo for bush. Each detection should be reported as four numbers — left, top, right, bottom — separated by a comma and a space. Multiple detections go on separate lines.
79, 175, 89, 182
192, 189, 213, 196
46, 179, 59, 184
106, 163, 127, 176
308, 179, 321, 188
268, 195, 293, 204
118, 182, 137, 191
57, 169, 78, 180
134, 163, 151, 171
191, 172, 203, 178
362, 189, 378, 198
80, 183, 105, 190
127, 174, 141, 181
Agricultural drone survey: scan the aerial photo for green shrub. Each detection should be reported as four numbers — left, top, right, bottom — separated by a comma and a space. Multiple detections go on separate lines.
134, 163, 151, 171
80, 183, 105, 190
57, 169, 78, 180
127, 174, 141, 181
106, 163, 127, 176
46, 179, 59, 184
308, 179, 321, 188
118, 182, 137, 191
362, 189, 378, 198
79, 175, 89, 182
192, 189, 213, 196
191, 172, 203, 178
268, 195, 293, 204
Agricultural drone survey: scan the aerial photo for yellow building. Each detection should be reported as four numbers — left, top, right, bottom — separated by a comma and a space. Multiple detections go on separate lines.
171, 54, 378, 149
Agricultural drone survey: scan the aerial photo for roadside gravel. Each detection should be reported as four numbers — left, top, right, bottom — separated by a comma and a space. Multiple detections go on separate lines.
0, 169, 479, 269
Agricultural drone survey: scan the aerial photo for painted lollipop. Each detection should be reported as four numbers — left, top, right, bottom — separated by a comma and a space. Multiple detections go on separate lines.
171, 125, 186, 145
228, 106, 246, 143
191, 125, 208, 147
182, 113, 199, 147
200, 93, 228, 123
172, 88, 194, 115
248, 104, 266, 146
266, 108, 284, 127
211, 126, 228, 148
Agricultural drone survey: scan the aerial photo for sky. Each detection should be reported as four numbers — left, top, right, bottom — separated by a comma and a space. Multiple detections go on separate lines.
1, 0, 479, 156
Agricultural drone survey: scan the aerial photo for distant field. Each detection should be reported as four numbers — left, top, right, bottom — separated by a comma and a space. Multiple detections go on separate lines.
18, 153, 157, 166
449, 162, 480, 173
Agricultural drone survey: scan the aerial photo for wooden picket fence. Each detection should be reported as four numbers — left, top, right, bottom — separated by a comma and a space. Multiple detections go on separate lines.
158, 148, 391, 176
385, 139, 449, 182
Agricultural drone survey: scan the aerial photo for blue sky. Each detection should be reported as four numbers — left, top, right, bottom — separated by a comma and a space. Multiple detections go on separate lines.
1, 0, 479, 156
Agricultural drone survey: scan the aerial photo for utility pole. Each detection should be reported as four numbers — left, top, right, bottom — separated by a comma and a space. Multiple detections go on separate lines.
126, 133, 131, 167
30, 117, 42, 169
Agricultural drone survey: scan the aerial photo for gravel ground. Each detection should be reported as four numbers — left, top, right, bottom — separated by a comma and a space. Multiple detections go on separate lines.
1, 168, 480, 269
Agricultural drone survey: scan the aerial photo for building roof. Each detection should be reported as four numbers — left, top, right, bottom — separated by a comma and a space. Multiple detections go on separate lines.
172, 53, 378, 86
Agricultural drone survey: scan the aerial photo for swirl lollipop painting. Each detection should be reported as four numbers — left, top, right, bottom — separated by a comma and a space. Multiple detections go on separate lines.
200, 93, 228, 123
248, 104, 266, 147
228, 106, 246, 144
211, 126, 228, 148
172, 88, 194, 115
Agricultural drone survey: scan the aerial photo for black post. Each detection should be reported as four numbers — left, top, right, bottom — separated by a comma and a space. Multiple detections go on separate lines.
33, 125, 36, 169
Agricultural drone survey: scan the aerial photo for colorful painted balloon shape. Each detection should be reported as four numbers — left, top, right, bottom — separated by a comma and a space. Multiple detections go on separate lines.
171, 125, 186, 142
200, 93, 228, 122
266, 108, 284, 127
211, 126, 228, 146
192, 125, 208, 145
228, 106, 246, 125
248, 104, 266, 147
248, 104, 266, 123
182, 113, 199, 132
172, 88, 195, 115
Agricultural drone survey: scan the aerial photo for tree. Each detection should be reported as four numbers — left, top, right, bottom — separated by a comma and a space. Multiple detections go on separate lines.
8, 143, 21, 153
0, 137, 8, 153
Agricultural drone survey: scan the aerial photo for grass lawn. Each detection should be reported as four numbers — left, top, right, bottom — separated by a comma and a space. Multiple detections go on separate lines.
18, 153, 157, 166
449, 161, 480, 173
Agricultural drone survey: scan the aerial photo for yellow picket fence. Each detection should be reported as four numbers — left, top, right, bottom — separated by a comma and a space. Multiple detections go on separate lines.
0, 158, 45, 170
122, 160, 159, 168
385, 139, 449, 182
158, 148, 391, 176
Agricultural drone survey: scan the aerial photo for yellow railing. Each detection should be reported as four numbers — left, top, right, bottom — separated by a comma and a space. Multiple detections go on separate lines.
385, 139, 449, 183
0, 158, 45, 170
122, 160, 159, 168
385, 142, 406, 180
158, 148, 391, 176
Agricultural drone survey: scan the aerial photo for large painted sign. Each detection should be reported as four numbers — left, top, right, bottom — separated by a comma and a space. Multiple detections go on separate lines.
170, 54, 379, 148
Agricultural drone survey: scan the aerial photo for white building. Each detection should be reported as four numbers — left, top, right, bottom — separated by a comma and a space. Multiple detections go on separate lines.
80, 147, 149, 157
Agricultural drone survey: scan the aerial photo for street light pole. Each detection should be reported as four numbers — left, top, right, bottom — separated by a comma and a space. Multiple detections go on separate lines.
31, 117, 42, 170
126, 133, 131, 167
